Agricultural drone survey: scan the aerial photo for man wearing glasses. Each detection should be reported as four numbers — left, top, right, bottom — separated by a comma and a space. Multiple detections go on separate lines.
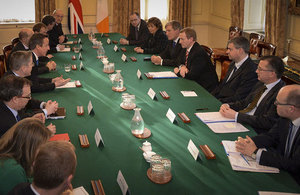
119, 12, 150, 46
219, 56, 285, 134
0, 75, 57, 137
235, 84, 300, 185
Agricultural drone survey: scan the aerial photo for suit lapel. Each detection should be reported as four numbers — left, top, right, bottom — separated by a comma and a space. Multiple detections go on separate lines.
221, 62, 235, 85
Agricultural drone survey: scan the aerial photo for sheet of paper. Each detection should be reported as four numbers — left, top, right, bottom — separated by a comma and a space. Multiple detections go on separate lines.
117, 170, 129, 195
187, 139, 199, 160
259, 192, 300, 195
95, 128, 104, 147
147, 71, 178, 79
73, 186, 89, 195
88, 101, 93, 115
56, 81, 76, 89
166, 108, 176, 123
181, 91, 197, 97
147, 88, 156, 100
206, 122, 249, 133
137, 69, 141, 79
58, 47, 71, 52
195, 112, 235, 123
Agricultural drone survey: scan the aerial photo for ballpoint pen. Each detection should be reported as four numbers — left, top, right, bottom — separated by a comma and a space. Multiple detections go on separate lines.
240, 154, 250, 166
196, 108, 208, 111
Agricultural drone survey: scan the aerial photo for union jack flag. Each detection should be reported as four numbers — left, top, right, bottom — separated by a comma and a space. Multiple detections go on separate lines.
68, 0, 84, 34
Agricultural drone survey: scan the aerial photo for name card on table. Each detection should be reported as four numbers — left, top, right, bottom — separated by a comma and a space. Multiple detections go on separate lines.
137, 69, 142, 79
107, 38, 111, 44
101, 33, 104, 37
166, 108, 176, 123
80, 61, 84, 70
87, 100, 94, 115
95, 128, 105, 147
79, 44, 82, 51
121, 54, 127, 62
114, 45, 119, 52
187, 139, 201, 161
147, 88, 156, 100
117, 170, 130, 195
78, 38, 81, 44
79, 52, 82, 60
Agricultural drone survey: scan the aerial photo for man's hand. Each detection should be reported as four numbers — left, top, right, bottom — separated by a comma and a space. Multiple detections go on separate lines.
58, 44, 65, 51
120, 38, 129, 45
219, 104, 236, 119
45, 100, 58, 115
46, 61, 56, 71
151, 55, 162, 65
32, 113, 45, 123
54, 77, 71, 87
134, 47, 144, 53
180, 65, 188, 78
59, 35, 65, 44
235, 136, 257, 156
47, 54, 54, 59
47, 123, 56, 136
174, 67, 179, 74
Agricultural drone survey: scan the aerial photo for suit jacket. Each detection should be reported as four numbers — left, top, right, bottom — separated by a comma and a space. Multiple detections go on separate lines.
8, 182, 35, 195
0, 99, 42, 137
48, 23, 68, 47
127, 19, 150, 46
7, 42, 28, 71
177, 42, 218, 92
141, 29, 168, 54
252, 117, 300, 184
211, 57, 258, 103
159, 39, 183, 67
229, 80, 285, 134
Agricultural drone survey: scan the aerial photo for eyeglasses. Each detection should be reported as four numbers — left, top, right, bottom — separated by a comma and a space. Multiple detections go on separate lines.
274, 100, 294, 107
257, 66, 274, 72
19, 94, 32, 100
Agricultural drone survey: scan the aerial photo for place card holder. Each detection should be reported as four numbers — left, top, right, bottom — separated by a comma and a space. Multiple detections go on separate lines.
112, 40, 118, 44
104, 34, 109, 37
73, 40, 78, 44
130, 57, 137, 62
75, 80, 82, 87
159, 91, 170, 99
144, 73, 153, 79
121, 48, 127, 52
199, 145, 216, 160
79, 134, 90, 148
77, 106, 84, 115
91, 179, 106, 195
177, 112, 191, 123
72, 65, 77, 70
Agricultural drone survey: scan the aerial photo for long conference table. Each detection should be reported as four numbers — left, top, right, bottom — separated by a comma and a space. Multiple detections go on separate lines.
34, 33, 300, 195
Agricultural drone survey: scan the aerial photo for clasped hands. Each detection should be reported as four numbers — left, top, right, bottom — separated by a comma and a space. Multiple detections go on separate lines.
134, 47, 144, 53
174, 65, 189, 78
52, 75, 71, 87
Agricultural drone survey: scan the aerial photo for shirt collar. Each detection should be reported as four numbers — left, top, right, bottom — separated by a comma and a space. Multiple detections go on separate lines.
32, 52, 38, 61
12, 71, 20, 77
30, 184, 40, 195
5, 104, 18, 119
235, 55, 249, 69
173, 37, 180, 43
292, 117, 300, 127
265, 79, 281, 90
22, 43, 29, 50
187, 42, 195, 52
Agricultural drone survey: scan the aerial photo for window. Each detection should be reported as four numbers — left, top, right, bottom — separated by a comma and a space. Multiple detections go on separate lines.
140, 0, 169, 29
243, 0, 266, 32
0, 0, 35, 24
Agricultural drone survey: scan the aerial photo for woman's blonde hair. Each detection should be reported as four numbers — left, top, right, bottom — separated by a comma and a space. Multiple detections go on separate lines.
0, 118, 51, 176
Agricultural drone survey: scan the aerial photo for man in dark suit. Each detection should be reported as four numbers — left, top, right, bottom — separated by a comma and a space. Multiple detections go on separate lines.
29, 33, 70, 92
7, 28, 34, 70
48, 9, 68, 47
119, 12, 150, 46
211, 36, 258, 103
8, 141, 77, 195
173, 27, 218, 92
0, 75, 57, 137
236, 84, 300, 184
219, 56, 285, 134
151, 20, 183, 66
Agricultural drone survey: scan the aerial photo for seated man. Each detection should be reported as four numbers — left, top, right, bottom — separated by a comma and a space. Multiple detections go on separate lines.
8, 141, 77, 195
235, 84, 300, 184
211, 36, 258, 103
33, 22, 47, 35
219, 56, 285, 134
29, 33, 70, 92
151, 20, 183, 66
174, 27, 218, 92
0, 75, 57, 137
42, 15, 65, 53
119, 12, 150, 46
48, 9, 68, 46
7, 28, 34, 70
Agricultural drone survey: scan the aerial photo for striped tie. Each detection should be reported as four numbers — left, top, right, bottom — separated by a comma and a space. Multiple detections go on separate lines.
185, 50, 189, 66
240, 85, 267, 113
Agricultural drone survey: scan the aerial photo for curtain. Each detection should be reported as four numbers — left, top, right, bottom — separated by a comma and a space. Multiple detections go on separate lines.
265, 0, 288, 56
231, 0, 244, 29
168, 0, 191, 28
35, 0, 56, 22
112, 0, 140, 36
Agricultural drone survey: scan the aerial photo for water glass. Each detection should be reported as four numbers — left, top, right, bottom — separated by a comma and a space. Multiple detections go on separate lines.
64, 64, 71, 72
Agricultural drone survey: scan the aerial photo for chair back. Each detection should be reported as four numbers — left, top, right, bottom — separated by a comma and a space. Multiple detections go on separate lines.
11, 37, 20, 47
201, 45, 215, 69
229, 26, 243, 40
257, 41, 276, 56
2, 44, 13, 72
249, 33, 264, 41
0, 55, 5, 78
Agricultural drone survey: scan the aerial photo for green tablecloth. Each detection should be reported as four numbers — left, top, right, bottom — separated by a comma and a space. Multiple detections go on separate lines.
33, 33, 300, 195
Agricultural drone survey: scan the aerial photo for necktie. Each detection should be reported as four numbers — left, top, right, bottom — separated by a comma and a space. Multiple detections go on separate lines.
36, 59, 39, 66
240, 85, 267, 113
185, 50, 189, 66
226, 66, 237, 83
173, 41, 176, 48
16, 114, 21, 122
285, 122, 294, 157
135, 27, 138, 40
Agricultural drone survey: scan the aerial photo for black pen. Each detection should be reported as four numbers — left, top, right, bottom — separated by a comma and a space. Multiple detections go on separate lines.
196, 108, 208, 111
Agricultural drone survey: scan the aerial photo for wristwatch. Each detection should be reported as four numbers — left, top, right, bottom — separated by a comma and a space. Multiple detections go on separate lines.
251, 148, 258, 159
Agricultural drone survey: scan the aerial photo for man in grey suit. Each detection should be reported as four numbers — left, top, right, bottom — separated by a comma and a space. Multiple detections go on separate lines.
219, 56, 285, 134
211, 36, 258, 103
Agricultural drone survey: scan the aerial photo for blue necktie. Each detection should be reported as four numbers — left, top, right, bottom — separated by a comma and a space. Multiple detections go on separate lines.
36, 59, 39, 66
285, 122, 294, 157
16, 114, 21, 122
172, 41, 176, 48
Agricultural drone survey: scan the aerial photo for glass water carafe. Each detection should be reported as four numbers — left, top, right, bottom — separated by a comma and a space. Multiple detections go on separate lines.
112, 70, 123, 90
131, 108, 144, 135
